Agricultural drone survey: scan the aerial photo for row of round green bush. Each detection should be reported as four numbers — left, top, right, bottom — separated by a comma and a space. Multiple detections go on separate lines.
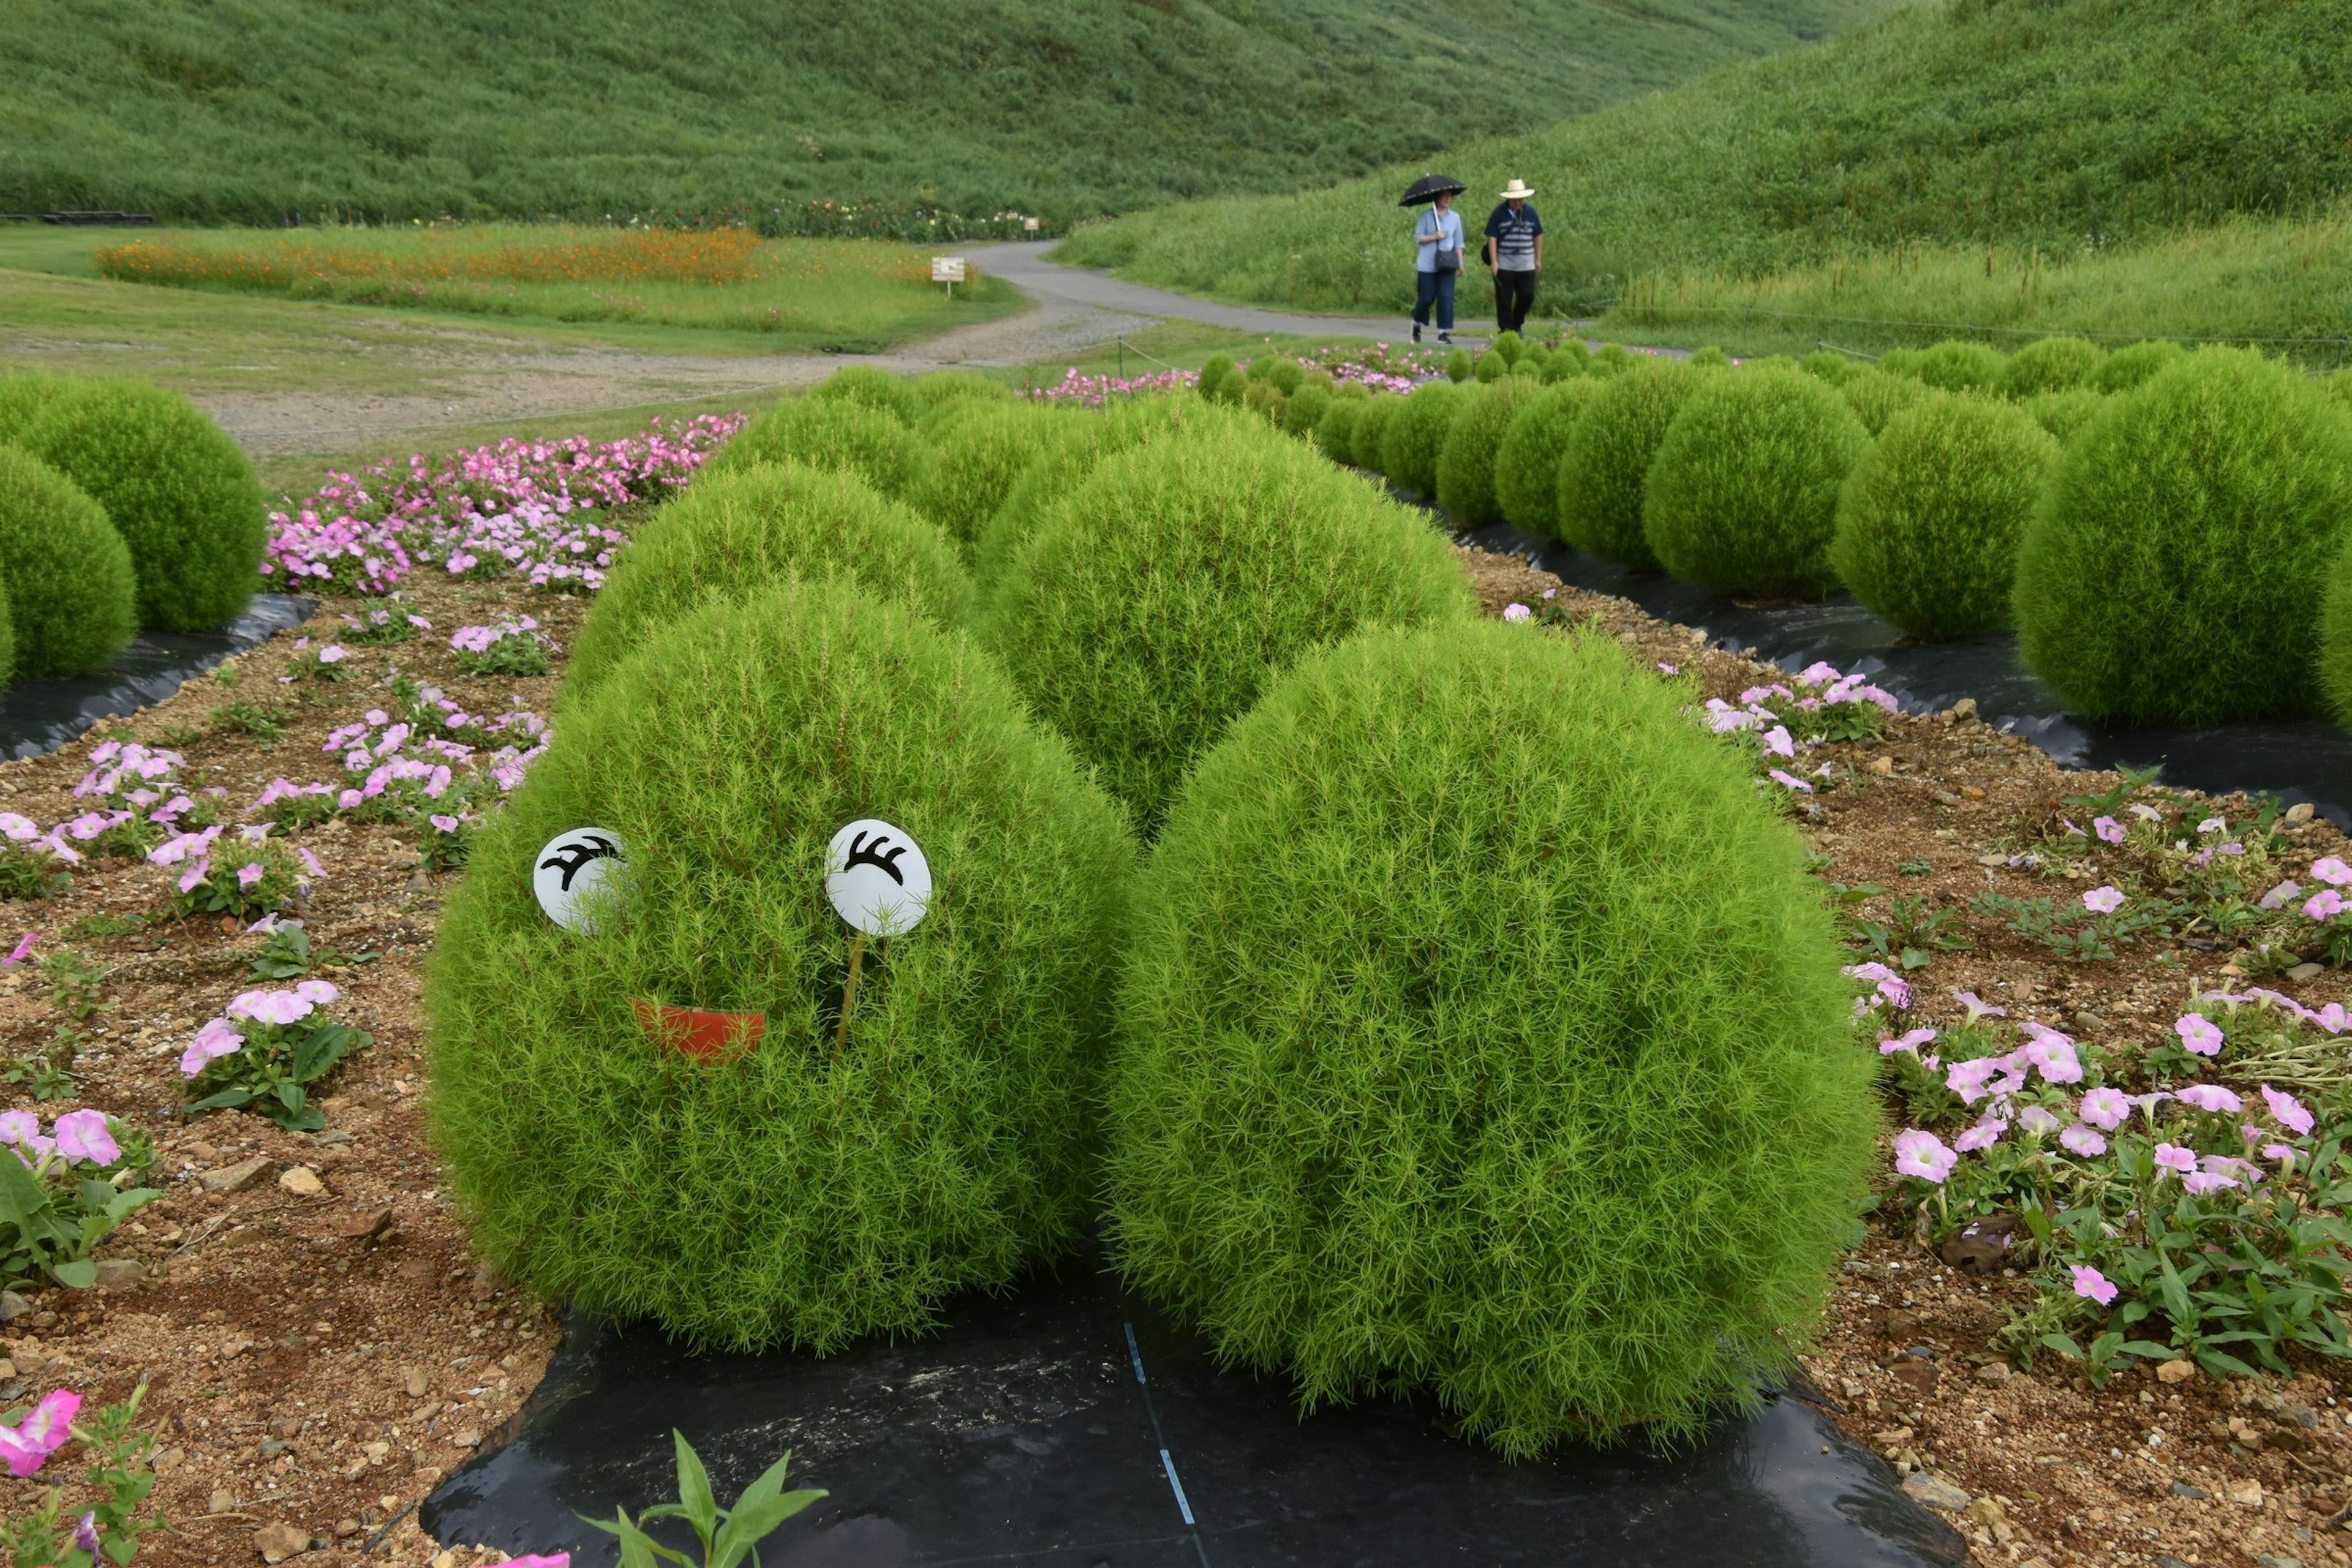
1278, 337, 2352, 729
428, 367, 1875, 1455
0, 371, 266, 685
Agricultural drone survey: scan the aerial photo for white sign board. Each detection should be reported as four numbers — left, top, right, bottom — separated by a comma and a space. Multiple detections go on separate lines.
534, 827, 625, 932
826, 819, 932, 937
931, 255, 968, 283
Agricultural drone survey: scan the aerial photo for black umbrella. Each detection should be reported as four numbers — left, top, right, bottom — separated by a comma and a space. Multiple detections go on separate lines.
1398, 173, 1467, 208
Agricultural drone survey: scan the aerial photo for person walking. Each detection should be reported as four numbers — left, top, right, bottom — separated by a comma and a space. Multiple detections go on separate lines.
1482, 178, 1544, 335
1411, 186, 1465, 344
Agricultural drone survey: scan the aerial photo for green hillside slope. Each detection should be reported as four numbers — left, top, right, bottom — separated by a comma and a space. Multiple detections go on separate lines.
1060, 0, 2352, 311
0, 0, 1888, 230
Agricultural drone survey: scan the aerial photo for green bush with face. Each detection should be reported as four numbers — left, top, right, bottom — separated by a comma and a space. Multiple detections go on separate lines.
426, 584, 1134, 1352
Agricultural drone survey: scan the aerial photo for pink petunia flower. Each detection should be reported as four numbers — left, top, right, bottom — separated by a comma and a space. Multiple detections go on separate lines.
2176, 1084, 2244, 1114
2154, 1142, 2198, 1176
1954, 1117, 2007, 1153
1768, 768, 1814, 793
180, 1017, 244, 1076
2071, 1265, 2119, 1306
2018, 1104, 2061, 1136
0, 1111, 40, 1150
293, 979, 340, 1006
1952, 989, 2006, 1022
2311, 856, 2352, 886
2183, 1170, 2240, 1196
2174, 1014, 2223, 1057
2079, 1087, 2132, 1131
2060, 1123, 2108, 1157
1893, 1129, 1957, 1183
1501, 603, 1532, 623
49, 1110, 117, 1167
2094, 816, 2125, 845
2081, 886, 2125, 915
236, 862, 265, 889
225, 990, 314, 1027
1879, 1028, 1937, 1057
2261, 1084, 2316, 1137
1762, 725, 1796, 759
2304, 889, 2345, 924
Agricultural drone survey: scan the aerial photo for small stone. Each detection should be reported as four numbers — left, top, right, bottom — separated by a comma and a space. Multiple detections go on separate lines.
2287, 962, 2325, 982
202, 1156, 271, 1194
1902, 1472, 1971, 1512
2256, 1555, 2305, 1568
1881, 1308, 1921, 1340
2286, 1403, 2321, 1430
258, 1438, 290, 1459
1872, 1426, 1915, 1446
1869, 755, 1896, 776
277, 1166, 325, 1197
2227, 1479, 2267, 1507
0, 1292, 30, 1324
2286, 803, 2316, 824
1949, 699, 1977, 721
2071, 1008, 2107, 1033
209, 1488, 239, 1515
331, 1519, 362, 1539
1977, 851, 2007, 867
2156, 1357, 2198, 1384
450, 1428, 482, 1449
252, 1521, 312, 1562
314, 1129, 353, 1146
335, 1207, 393, 1240
91, 1259, 143, 1291
402, 1365, 429, 1399
1973, 1360, 2012, 1383
1888, 1359, 1937, 1395
1960, 785, 1986, 800
2171, 1481, 2212, 1499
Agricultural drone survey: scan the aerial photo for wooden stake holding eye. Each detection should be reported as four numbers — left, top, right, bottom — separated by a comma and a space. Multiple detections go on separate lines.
823, 818, 932, 1058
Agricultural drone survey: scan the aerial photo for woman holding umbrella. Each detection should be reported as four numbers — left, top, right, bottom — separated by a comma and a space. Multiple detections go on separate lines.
1403, 173, 1467, 345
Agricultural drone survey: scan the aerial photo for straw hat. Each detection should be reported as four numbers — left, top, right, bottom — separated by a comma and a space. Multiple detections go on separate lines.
1499, 178, 1536, 200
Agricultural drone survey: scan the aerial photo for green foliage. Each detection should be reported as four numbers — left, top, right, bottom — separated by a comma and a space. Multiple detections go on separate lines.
1836, 366, 1932, 435
908, 401, 1058, 552
1282, 380, 1332, 439
584, 1430, 824, 1568
1472, 350, 1509, 383
701, 395, 922, 500
907, 369, 1011, 417
186, 1005, 371, 1133
1803, 350, 1861, 384
568, 462, 973, 698
0, 372, 70, 445
1444, 349, 1473, 383
1489, 329, 1526, 364
2094, 338, 2187, 393
2019, 347, 2352, 723
970, 396, 1201, 584
809, 365, 922, 426
1314, 394, 1365, 466
1435, 377, 1539, 526
1104, 619, 1875, 1454
426, 584, 1133, 1351
1250, 356, 1305, 396
1379, 382, 1471, 499
1493, 379, 1603, 538
0, 1382, 170, 1568
0, 845, 66, 902
1347, 394, 1400, 475
172, 838, 304, 920
2318, 535, 2352, 728
1687, 344, 1731, 368
0, 1114, 160, 1291
1243, 377, 1288, 428
984, 418, 1471, 828
1555, 358, 1703, 568
1644, 366, 1868, 597
1999, 336, 2106, 398
1910, 339, 2005, 392
1196, 355, 1236, 401
1828, 393, 2059, 639
1542, 339, 1592, 380
2022, 388, 2108, 442
20, 380, 263, 633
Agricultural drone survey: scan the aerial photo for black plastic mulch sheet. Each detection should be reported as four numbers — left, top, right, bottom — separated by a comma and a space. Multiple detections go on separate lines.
0, 595, 315, 762
1464, 522, 2352, 829
424, 1257, 1967, 1567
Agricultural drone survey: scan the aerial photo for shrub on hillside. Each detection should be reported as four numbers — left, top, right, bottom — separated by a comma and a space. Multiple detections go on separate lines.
1877, 348, 1924, 378
1541, 340, 1591, 381
1104, 618, 1875, 1455
1197, 355, 1237, 402
1644, 367, 1869, 598
1593, 344, 1634, 374
1838, 367, 1934, 435
1488, 330, 1526, 366
0, 447, 137, 679
1688, 345, 1731, 368
1555, 358, 1704, 568
2015, 348, 2352, 723
1473, 351, 1509, 384
1997, 336, 2105, 398
911, 401, 1060, 551
1913, 340, 2005, 393
1494, 379, 1604, 538
2022, 389, 2108, 442
0, 372, 70, 445
1283, 380, 1333, 439
1249, 356, 1305, 396
984, 419, 1470, 827
2316, 537, 2352, 726
2092, 339, 2186, 393
810, 364, 922, 425
1314, 388, 1369, 466
701, 395, 922, 499
1381, 382, 1473, 499
1243, 379, 1288, 427
566, 460, 974, 696
1828, 394, 2059, 640
21, 380, 265, 632
1436, 377, 1539, 526
908, 369, 1012, 417
1348, 395, 1401, 475
971, 396, 1210, 583
1802, 351, 1860, 385
428, 584, 1133, 1352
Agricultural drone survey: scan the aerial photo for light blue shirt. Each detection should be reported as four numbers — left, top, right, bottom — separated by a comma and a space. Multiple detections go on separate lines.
1414, 207, 1464, 273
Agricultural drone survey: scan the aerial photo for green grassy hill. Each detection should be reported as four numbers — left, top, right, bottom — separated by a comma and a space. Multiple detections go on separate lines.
1060, 0, 2352, 312
0, 0, 1887, 232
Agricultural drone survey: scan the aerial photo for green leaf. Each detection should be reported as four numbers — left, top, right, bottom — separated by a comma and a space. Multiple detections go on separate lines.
712, 1489, 827, 1568
186, 1088, 255, 1111
290, 1024, 356, 1083
2038, 1331, 2084, 1361
48, 1259, 96, 1289
2117, 1340, 2176, 1360
673, 1430, 720, 1544
732, 1450, 794, 1515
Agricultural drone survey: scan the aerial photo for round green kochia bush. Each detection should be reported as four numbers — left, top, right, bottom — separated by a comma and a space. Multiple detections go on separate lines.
985, 418, 1472, 828
2316, 538, 2352, 725
1997, 337, 2106, 399
701, 396, 922, 499
1913, 340, 2006, 393
565, 461, 974, 698
1556, 358, 1704, 569
1593, 343, 1634, 374
20, 380, 264, 633
810, 364, 922, 426
2016, 348, 2352, 723
1444, 349, 1472, 383
1494, 379, 1603, 538
908, 370, 1012, 418
1250, 356, 1305, 396
1644, 368, 1870, 598
1283, 380, 1333, 440
1348, 395, 1400, 475
1488, 330, 1526, 366
1877, 347, 1924, 378
0, 372, 70, 445
1541, 340, 1590, 381
1838, 367, 1934, 436
1380, 382, 1472, 499
1828, 395, 2059, 640
910, 401, 1058, 552
1104, 619, 1875, 1455
1802, 350, 1860, 385
1197, 355, 1237, 402
1314, 390, 1367, 466
1687, 345, 1731, 369
2092, 339, 2186, 394
427, 584, 1134, 1353
1243, 379, 1288, 427
2022, 389, 2108, 443
971, 397, 1207, 584
1435, 377, 1539, 527
1473, 350, 1509, 384
0, 447, 137, 679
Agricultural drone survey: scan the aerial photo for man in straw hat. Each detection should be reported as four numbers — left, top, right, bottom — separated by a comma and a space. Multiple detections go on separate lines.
1482, 178, 1545, 335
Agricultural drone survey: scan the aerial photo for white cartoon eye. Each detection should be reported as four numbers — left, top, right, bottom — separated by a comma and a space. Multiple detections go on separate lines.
533, 827, 626, 932
825, 819, 932, 937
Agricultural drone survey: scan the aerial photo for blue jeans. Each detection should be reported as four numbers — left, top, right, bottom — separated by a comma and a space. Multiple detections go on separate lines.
1413, 268, 1455, 330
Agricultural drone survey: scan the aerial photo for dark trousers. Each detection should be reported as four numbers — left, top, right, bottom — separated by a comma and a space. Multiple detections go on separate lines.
1413, 268, 1455, 330
1495, 269, 1537, 333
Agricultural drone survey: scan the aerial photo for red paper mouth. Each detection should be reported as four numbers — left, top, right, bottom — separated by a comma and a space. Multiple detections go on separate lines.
631, 998, 765, 1063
